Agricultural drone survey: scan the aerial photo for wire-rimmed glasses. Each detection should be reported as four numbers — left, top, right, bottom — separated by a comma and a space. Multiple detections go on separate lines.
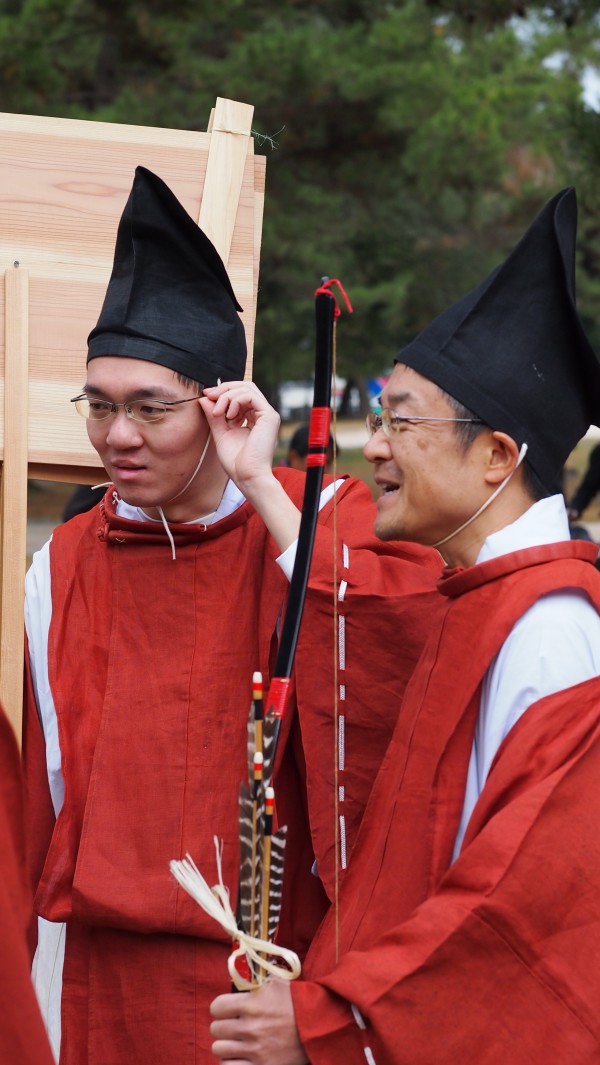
71, 394, 200, 424
365, 409, 483, 439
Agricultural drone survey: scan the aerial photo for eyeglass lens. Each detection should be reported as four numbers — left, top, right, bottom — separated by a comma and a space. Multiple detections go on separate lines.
73, 397, 168, 423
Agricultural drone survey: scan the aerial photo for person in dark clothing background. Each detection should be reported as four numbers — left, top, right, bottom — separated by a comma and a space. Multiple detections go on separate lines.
62, 483, 99, 521
286, 423, 338, 474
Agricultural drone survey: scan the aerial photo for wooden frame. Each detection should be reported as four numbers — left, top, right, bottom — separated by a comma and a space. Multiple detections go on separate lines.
0, 97, 266, 739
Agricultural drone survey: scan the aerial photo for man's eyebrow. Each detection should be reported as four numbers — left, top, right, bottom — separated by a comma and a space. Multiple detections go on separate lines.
82, 385, 177, 400
379, 390, 414, 407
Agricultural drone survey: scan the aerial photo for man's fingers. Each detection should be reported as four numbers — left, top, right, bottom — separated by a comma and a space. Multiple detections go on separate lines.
211, 1048, 250, 1065
203, 393, 262, 428
210, 1020, 241, 1039
210, 1014, 255, 1064
209, 981, 305, 1065
203, 382, 272, 419
210, 991, 249, 1019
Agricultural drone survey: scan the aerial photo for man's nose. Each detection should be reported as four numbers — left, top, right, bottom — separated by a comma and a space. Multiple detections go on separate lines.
363, 428, 391, 464
104, 408, 145, 447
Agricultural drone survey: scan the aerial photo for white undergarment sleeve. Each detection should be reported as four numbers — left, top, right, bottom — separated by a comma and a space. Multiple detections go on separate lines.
25, 537, 63, 815
31, 919, 64, 1062
277, 479, 344, 580
453, 495, 600, 857
25, 537, 63, 1060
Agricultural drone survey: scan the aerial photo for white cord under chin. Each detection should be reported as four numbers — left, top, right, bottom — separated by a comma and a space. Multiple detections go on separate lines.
96, 432, 212, 561
432, 442, 528, 550
155, 433, 212, 560
167, 433, 212, 504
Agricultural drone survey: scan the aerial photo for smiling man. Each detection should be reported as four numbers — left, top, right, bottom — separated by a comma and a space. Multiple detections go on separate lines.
23, 167, 441, 1065
210, 188, 600, 1063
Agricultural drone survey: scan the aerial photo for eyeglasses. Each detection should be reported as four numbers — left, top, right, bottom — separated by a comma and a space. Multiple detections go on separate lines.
71, 394, 200, 424
366, 409, 483, 439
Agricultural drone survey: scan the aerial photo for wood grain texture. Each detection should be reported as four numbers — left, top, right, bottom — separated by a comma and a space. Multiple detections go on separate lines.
1, 266, 29, 739
0, 101, 264, 739
0, 101, 264, 473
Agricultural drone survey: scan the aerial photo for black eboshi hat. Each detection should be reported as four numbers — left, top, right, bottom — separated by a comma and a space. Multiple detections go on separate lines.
87, 166, 247, 386
396, 187, 600, 493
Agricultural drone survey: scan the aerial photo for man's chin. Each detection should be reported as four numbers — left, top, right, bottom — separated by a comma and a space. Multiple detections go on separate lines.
374, 513, 424, 546
115, 486, 161, 512
374, 516, 403, 542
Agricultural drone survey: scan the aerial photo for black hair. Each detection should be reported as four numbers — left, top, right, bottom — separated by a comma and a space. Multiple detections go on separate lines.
175, 372, 203, 395
440, 389, 487, 450
439, 387, 549, 502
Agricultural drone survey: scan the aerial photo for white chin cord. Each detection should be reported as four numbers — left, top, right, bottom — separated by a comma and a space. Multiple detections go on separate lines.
432, 442, 528, 550
94, 434, 212, 561
154, 434, 213, 560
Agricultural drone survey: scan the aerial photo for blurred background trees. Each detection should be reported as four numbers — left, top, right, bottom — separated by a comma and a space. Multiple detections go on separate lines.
0, 0, 599, 409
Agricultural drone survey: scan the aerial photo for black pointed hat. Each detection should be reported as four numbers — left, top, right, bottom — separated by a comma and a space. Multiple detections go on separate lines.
87, 166, 247, 385
396, 188, 600, 493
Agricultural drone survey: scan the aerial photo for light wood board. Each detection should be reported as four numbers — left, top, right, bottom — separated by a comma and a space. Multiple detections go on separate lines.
0, 97, 265, 738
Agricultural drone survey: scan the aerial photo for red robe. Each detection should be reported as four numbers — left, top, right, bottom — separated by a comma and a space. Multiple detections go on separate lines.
0, 705, 55, 1065
279, 504, 442, 904
293, 541, 600, 1063
24, 469, 441, 1064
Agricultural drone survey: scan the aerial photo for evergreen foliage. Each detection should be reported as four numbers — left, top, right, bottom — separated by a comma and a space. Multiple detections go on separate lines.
0, 0, 598, 403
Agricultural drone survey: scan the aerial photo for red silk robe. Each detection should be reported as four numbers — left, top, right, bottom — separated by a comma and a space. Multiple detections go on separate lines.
24, 469, 441, 1064
293, 541, 600, 1063
0, 705, 55, 1065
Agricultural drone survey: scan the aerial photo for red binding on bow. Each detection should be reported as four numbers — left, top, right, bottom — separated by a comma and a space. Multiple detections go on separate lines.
314, 278, 353, 318
305, 281, 353, 466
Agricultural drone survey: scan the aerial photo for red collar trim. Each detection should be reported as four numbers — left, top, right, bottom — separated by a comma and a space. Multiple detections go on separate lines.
96, 489, 253, 546
439, 540, 599, 598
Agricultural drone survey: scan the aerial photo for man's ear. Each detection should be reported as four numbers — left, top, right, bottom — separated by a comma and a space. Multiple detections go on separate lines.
484, 431, 521, 486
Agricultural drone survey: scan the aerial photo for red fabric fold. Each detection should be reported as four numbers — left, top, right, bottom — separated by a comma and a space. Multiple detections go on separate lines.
295, 544, 600, 1063
27, 469, 441, 1063
0, 704, 55, 1064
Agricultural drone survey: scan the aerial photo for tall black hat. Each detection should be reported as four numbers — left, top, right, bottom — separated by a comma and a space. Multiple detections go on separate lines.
396, 187, 600, 493
87, 166, 247, 386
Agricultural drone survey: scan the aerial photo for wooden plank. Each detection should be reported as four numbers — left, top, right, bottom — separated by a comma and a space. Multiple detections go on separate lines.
28, 463, 105, 484
0, 99, 265, 748
0, 100, 264, 476
248, 154, 267, 379
198, 97, 256, 374
0, 265, 29, 742
199, 97, 254, 265
0, 110, 215, 146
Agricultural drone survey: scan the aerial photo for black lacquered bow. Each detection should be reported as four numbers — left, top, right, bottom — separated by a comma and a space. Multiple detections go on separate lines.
266, 278, 353, 737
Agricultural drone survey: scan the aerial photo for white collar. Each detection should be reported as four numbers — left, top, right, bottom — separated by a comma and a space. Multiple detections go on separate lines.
115, 479, 245, 526
476, 494, 571, 564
